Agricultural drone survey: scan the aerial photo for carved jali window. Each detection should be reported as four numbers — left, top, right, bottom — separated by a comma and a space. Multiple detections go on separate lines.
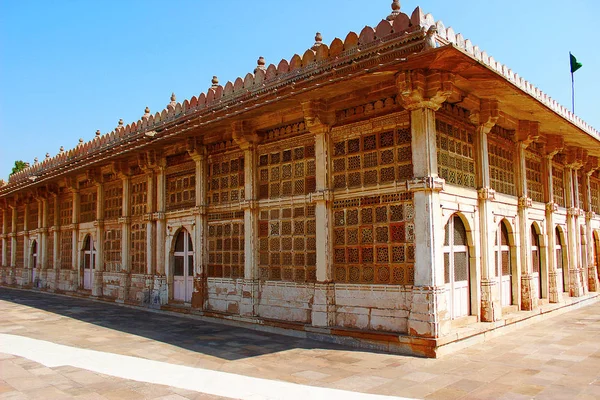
80, 190, 97, 223
552, 163, 565, 207
436, 119, 475, 188
208, 212, 245, 279
48, 197, 55, 227
208, 155, 244, 205
16, 205, 24, 232
60, 231, 72, 269
525, 149, 543, 203
131, 178, 148, 216
590, 177, 599, 214
28, 203, 38, 230
332, 127, 411, 191
103, 228, 122, 272
59, 195, 73, 226
333, 193, 415, 285
130, 223, 146, 274
166, 154, 195, 212
488, 126, 516, 196
103, 183, 122, 220
258, 204, 316, 282
47, 232, 54, 269
258, 141, 315, 200
15, 237, 24, 267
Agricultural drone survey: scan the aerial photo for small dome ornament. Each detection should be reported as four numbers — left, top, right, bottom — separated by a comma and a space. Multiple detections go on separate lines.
387, 0, 401, 21
314, 32, 323, 47
96, 129, 101, 136
118, 118, 124, 127
34, 157, 38, 164
143, 107, 151, 120
78, 138, 84, 144
211, 76, 219, 89
254, 56, 266, 73
45, 153, 50, 159
59, 146, 64, 153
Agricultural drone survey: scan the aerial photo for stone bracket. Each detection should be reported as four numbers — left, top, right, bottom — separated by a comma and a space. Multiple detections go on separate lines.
407, 176, 445, 192
518, 197, 532, 208
545, 202, 559, 213
567, 207, 580, 217
477, 187, 496, 201
586, 211, 595, 220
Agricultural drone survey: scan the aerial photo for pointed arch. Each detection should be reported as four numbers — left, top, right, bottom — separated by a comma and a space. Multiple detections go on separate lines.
555, 225, 568, 293
169, 227, 194, 303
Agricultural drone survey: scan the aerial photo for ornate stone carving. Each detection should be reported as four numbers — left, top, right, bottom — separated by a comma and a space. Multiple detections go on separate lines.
309, 189, 332, 203
231, 120, 259, 150
477, 187, 496, 201
407, 176, 445, 192
518, 196, 532, 208
545, 202, 559, 213
395, 69, 456, 110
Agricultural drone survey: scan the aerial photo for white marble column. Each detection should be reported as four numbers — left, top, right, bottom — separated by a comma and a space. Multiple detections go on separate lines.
565, 163, 585, 297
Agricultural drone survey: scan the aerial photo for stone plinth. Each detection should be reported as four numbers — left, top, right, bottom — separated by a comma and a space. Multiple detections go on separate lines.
408, 286, 449, 338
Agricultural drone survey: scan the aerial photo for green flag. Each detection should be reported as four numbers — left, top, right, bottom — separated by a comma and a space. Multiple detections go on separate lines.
570, 52, 582, 73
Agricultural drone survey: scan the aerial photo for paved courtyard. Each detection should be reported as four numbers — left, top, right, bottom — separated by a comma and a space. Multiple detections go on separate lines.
0, 288, 600, 399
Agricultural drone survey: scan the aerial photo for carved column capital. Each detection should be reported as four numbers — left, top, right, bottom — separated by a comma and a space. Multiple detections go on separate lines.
232, 120, 259, 150
516, 120, 540, 146
518, 196, 532, 208
407, 176, 445, 192
565, 146, 587, 169
186, 137, 206, 161
546, 202, 559, 213
477, 187, 496, 201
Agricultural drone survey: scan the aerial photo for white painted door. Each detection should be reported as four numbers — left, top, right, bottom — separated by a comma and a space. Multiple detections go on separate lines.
531, 226, 542, 299
444, 216, 470, 319
83, 236, 95, 290
496, 222, 512, 307
173, 230, 194, 303
31, 240, 38, 287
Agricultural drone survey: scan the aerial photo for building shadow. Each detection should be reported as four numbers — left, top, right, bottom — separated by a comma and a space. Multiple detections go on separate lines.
0, 287, 367, 362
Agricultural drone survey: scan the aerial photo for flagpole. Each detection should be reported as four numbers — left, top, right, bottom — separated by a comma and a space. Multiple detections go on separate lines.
571, 71, 575, 114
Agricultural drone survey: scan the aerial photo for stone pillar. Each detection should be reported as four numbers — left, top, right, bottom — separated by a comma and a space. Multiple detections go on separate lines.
1, 209, 7, 267
565, 162, 585, 297
23, 202, 30, 285
119, 173, 132, 302
396, 70, 456, 338
51, 194, 59, 291
516, 121, 537, 310
144, 169, 156, 304
153, 160, 168, 305
188, 141, 208, 310
473, 101, 500, 321
92, 181, 104, 297
37, 199, 45, 288
233, 123, 260, 317
544, 136, 564, 303
583, 157, 599, 291
302, 101, 336, 327
71, 189, 80, 288
10, 206, 17, 268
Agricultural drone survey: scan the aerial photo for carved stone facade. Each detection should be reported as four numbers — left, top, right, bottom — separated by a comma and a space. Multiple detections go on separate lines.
1, 3, 600, 357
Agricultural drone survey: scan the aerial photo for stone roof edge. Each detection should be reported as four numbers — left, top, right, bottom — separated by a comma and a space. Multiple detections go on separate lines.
2, 4, 598, 193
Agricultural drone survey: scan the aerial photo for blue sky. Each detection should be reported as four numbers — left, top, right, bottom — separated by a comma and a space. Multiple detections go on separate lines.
1, 0, 598, 180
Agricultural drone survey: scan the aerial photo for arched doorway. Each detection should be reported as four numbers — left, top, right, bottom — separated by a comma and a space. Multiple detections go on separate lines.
555, 227, 567, 293
82, 235, 96, 290
30, 240, 38, 287
531, 225, 542, 299
494, 221, 512, 307
580, 226, 588, 291
444, 215, 470, 319
173, 229, 194, 303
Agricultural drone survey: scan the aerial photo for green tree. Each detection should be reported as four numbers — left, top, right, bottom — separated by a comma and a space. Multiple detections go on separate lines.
10, 160, 27, 175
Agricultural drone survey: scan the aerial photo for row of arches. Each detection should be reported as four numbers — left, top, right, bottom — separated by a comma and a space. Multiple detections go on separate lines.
443, 214, 599, 320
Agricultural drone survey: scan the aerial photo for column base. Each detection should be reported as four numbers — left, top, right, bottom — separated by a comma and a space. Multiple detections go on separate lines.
587, 266, 599, 292
548, 271, 564, 303
311, 282, 336, 327
480, 279, 502, 322
407, 286, 450, 338
520, 274, 538, 311
239, 279, 259, 317
569, 268, 585, 297
150, 276, 168, 307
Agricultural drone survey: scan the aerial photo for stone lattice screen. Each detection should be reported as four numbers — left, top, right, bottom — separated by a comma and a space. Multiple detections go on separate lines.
436, 117, 475, 189
552, 163, 566, 207
333, 193, 415, 285
591, 177, 599, 214
332, 128, 412, 191
130, 222, 146, 274
103, 182, 122, 220
130, 177, 148, 216
578, 172, 585, 210
16, 205, 24, 233
525, 145, 544, 203
28, 202, 38, 230
207, 212, 245, 279
60, 231, 72, 269
166, 153, 196, 212
103, 228, 121, 272
47, 232, 54, 269
79, 188, 97, 224
59, 195, 72, 226
259, 204, 316, 282
258, 141, 315, 200
207, 154, 245, 205
488, 126, 516, 197
15, 237, 24, 268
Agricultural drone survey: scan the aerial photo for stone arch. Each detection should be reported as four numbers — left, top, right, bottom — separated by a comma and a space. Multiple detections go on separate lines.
442, 212, 477, 320
530, 221, 546, 299
555, 225, 568, 293
167, 225, 195, 303
494, 218, 518, 307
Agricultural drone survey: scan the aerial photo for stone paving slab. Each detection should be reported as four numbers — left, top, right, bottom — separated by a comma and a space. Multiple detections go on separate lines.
0, 287, 600, 399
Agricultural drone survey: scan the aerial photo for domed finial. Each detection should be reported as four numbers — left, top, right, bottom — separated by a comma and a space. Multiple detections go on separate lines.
315, 32, 323, 46
170, 92, 176, 103
78, 138, 84, 144
34, 157, 38, 164
95, 129, 101, 136
254, 56, 266, 73
45, 153, 50, 159
211, 76, 219, 88
145, 106, 150, 114
387, 0, 401, 21
59, 146, 64, 153
118, 118, 124, 127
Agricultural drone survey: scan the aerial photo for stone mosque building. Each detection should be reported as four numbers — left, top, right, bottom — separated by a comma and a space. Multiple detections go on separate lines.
1, 2, 599, 357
